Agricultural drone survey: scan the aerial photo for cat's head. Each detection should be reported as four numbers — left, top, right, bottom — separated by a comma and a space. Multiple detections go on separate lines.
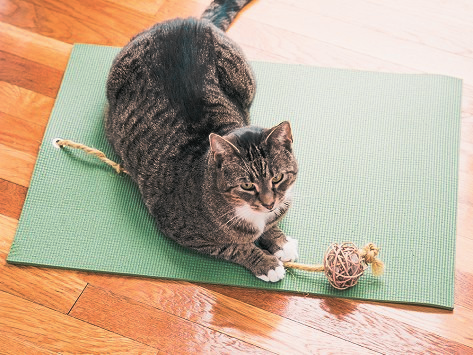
209, 121, 298, 216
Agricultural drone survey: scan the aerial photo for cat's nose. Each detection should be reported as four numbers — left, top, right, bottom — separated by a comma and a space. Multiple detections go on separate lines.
262, 202, 274, 210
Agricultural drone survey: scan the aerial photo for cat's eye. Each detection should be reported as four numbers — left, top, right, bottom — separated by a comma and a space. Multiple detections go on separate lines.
241, 182, 255, 191
272, 173, 284, 184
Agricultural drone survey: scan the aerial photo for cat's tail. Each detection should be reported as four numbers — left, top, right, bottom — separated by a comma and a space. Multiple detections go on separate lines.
201, 0, 253, 32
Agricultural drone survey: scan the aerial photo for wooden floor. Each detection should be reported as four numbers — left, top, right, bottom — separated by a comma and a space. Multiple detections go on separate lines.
1, 0, 472, 353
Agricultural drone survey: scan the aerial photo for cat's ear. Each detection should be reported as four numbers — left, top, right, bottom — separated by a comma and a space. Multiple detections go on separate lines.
209, 133, 240, 167
264, 121, 293, 149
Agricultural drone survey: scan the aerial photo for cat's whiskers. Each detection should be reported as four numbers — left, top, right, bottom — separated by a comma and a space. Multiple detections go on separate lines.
219, 209, 247, 231
227, 214, 243, 227
216, 208, 237, 220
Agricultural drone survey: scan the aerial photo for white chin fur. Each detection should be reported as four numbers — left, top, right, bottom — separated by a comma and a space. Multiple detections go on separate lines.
235, 205, 268, 234
235, 188, 294, 234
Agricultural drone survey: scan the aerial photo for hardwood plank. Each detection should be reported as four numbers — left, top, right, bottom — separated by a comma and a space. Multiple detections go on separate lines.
79, 275, 378, 353
461, 90, 473, 118
104, 0, 164, 16
277, 0, 473, 58
455, 270, 473, 311
360, 301, 473, 348
0, 82, 52, 186
202, 284, 473, 353
0, 142, 35, 187
0, 50, 62, 97
458, 170, 473, 208
0, 179, 27, 220
0, 111, 44, 157
455, 237, 473, 304
0, 0, 157, 46
226, 0, 473, 85
228, 18, 473, 117
229, 17, 414, 72
238, 44, 293, 63
70, 284, 273, 354
457, 203, 473, 241
0, 290, 157, 354
0, 81, 54, 127
0, 21, 71, 71
0, 0, 125, 45
153, 0, 207, 21
0, 214, 87, 314
0, 332, 56, 355
365, 0, 472, 28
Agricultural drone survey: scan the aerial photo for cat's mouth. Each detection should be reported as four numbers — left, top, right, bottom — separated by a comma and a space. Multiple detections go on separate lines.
251, 204, 277, 214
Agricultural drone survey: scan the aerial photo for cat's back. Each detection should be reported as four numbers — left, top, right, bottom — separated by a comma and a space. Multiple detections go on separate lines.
106, 17, 255, 171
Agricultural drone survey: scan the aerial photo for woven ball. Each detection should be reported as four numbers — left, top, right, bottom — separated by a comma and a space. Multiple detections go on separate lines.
323, 242, 367, 290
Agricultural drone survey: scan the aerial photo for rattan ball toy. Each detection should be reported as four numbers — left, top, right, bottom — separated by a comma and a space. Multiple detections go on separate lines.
284, 242, 384, 290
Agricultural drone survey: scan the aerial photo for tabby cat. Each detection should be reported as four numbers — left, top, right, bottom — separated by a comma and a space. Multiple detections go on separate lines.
105, 0, 298, 282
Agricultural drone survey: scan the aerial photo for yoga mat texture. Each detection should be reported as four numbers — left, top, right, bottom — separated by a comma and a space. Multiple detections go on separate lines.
8, 44, 462, 309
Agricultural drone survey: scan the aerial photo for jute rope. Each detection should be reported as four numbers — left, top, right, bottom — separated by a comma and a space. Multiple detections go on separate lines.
358, 242, 385, 276
283, 262, 325, 272
53, 138, 129, 175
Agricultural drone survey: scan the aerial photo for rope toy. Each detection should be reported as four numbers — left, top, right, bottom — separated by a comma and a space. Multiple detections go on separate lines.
284, 242, 384, 289
53, 138, 128, 174
53, 138, 385, 290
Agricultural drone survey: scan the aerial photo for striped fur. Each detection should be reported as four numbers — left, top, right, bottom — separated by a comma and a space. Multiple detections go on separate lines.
105, 0, 298, 281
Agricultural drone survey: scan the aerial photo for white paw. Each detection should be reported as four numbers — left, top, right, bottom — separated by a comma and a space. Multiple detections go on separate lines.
274, 236, 299, 262
256, 265, 286, 282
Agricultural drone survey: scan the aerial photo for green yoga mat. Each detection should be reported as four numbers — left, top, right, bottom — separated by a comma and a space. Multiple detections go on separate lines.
8, 44, 462, 309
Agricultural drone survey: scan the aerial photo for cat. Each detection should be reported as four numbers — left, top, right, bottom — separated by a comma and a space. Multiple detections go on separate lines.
105, 0, 298, 282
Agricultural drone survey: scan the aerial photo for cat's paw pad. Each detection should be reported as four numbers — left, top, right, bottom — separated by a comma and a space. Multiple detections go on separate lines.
274, 236, 299, 262
256, 265, 285, 282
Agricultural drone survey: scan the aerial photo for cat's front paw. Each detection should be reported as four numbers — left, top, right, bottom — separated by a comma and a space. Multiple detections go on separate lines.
274, 236, 299, 262
256, 264, 285, 282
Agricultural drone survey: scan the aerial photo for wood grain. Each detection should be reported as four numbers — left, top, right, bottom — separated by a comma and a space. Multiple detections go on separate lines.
0, 21, 71, 71
0, 142, 36, 187
72, 281, 377, 354
70, 284, 273, 354
0, 50, 62, 97
0, 81, 53, 128
202, 283, 473, 352
457, 203, 473, 240
153, 0, 208, 21
81, 271, 471, 353
0, 332, 57, 355
0, 82, 53, 186
0, 0, 157, 46
0, 214, 87, 313
455, 270, 473, 310
287, 0, 473, 58
104, 0, 165, 16
366, 0, 473, 27
237, 0, 473, 84
0, 290, 157, 354
0, 112, 44, 157
0, 179, 27, 220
